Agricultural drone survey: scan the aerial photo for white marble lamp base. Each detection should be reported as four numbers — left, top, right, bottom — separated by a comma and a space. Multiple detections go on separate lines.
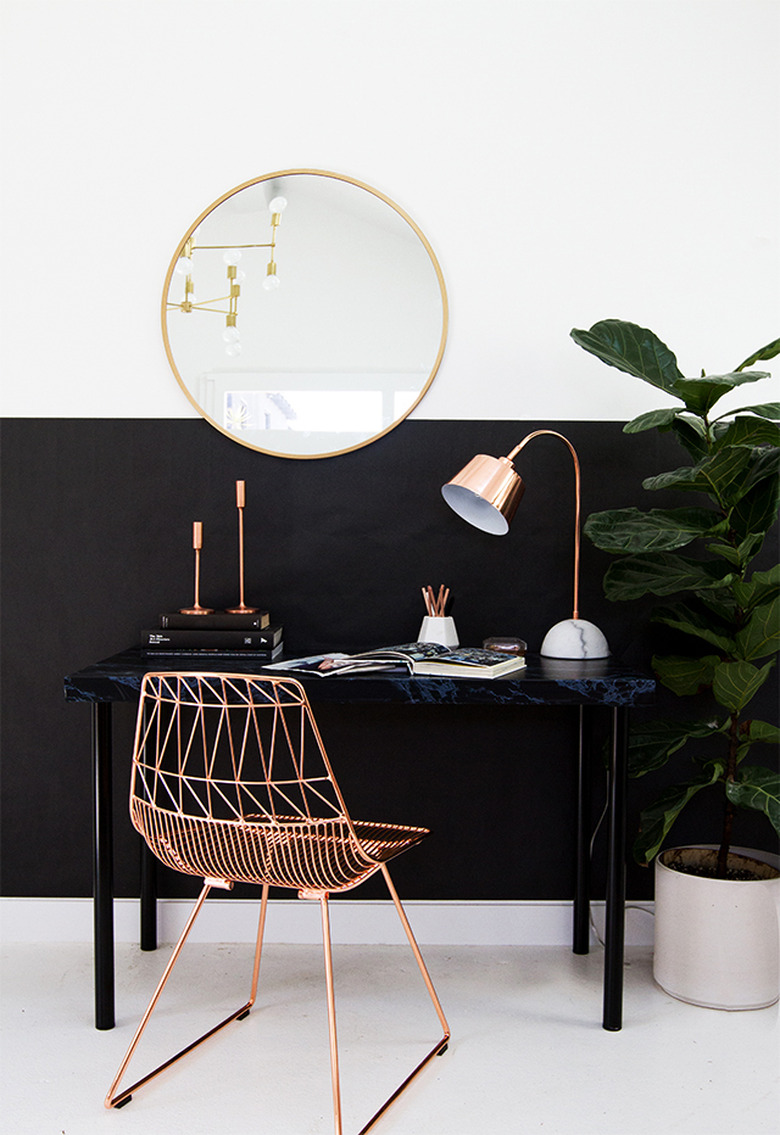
540, 618, 609, 659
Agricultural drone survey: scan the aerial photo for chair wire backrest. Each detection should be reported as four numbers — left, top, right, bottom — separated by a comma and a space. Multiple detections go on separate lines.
131, 672, 350, 829
129, 671, 430, 895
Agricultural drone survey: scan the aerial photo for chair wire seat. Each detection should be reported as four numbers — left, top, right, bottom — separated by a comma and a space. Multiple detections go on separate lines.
132, 801, 430, 892
105, 671, 449, 1134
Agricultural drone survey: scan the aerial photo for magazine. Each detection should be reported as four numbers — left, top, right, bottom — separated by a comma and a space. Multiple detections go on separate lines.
266, 643, 527, 679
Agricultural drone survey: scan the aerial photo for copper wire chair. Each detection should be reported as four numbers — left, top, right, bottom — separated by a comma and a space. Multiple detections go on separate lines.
105, 672, 449, 1133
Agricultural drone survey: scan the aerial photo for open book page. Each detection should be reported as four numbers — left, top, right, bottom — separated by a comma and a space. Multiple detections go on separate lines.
264, 651, 404, 677
265, 645, 441, 677
267, 643, 526, 678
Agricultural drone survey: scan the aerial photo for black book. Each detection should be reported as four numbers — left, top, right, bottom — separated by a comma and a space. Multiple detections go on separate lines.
143, 626, 283, 650
160, 611, 270, 630
140, 641, 284, 661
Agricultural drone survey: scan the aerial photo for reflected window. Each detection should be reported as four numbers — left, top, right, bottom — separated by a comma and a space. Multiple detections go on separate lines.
224, 390, 383, 434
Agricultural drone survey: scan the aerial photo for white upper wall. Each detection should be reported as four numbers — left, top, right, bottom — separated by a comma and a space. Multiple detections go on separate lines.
1, 0, 777, 422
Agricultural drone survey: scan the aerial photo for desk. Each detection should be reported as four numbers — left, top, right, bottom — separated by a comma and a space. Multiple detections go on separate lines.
64, 648, 654, 1033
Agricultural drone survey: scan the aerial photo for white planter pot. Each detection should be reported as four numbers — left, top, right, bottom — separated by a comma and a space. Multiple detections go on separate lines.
654, 846, 780, 1010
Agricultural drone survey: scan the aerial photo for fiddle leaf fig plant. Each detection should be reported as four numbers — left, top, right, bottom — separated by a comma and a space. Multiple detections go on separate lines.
571, 320, 780, 876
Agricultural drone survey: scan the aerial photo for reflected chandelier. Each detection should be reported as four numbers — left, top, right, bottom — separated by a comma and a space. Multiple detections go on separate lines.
168, 195, 287, 357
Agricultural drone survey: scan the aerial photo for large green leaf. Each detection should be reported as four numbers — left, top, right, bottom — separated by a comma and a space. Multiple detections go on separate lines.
716, 415, 780, 449
603, 554, 734, 602
734, 719, 780, 765
706, 534, 767, 568
705, 541, 742, 567
729, 456, 780, 540
696, 590, 739, 623
735, 337, 780, 372
642, 448, 755, 503
652, 653, 721, 695
570, 321, 684, 394
629, 717, 725, 777
623, 408, 679, 434
622, 406, 713, 461
653, 653, 722, 695
670, 416, 711, 461
673, 371, 769, 416
642, 464, 704, 493
733, 565, 780, 611
653, 446, 780, 515
628, 720, 689, 776
712, 658, 776, 713
716, 402, 780, 422
584, 507, 722, 554
738, 719, 780, 749
726, 766, 780, 836
634, 766, 723, 865
735, 596, 780, 661
743, 446, 780, 491
651, 601, 736, 653
698, 447, 762, 506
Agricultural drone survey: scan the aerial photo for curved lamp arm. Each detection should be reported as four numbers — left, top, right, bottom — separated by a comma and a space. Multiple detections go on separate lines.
507, 431, 581, 621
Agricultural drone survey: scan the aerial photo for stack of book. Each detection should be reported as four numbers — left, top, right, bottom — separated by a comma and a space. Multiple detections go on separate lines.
142, 612, 284, 661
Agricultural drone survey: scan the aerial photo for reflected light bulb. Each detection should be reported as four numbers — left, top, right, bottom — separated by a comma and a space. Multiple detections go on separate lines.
174, 256, 192, 275
268, 195, 287, 213
262, 273, 280, 291
223, 249, 242, 266
225, 342, 242, 357
222, 326, 240, 343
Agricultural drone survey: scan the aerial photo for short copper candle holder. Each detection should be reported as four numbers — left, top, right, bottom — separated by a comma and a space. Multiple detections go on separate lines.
180, 521, 213, 614
226, 480, 258, 614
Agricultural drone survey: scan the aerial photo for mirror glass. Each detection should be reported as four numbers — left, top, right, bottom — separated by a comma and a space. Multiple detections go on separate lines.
162, 170, 448, 459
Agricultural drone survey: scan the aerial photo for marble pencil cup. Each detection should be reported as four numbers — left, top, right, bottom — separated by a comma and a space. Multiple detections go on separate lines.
418, 616, 459, 647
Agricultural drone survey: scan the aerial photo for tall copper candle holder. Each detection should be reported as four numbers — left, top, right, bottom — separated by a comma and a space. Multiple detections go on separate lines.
180, 521, 213, 614
226, 480, 258, 614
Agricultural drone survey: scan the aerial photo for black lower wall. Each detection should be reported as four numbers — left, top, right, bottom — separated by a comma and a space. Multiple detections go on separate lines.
1, 417, 777, 902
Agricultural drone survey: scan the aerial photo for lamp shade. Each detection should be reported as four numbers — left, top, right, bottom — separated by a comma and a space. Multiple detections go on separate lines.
441, 454, 525, 535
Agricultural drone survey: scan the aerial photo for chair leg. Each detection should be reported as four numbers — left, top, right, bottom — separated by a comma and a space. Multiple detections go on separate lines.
320, 894, 344, 1135
104, 880, 269, 1109
315, 871, 450, 1135
350, 865, 450, 1135
381, 865, 450, 1042
248, 883, 270, 1007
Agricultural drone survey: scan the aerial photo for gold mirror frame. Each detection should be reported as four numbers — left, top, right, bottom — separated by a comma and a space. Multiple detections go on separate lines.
162, 169, 448, 459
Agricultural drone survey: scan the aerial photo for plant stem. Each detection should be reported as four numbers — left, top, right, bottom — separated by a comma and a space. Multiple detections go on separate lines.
716, 712, 740, 877
717, 800, 736, 878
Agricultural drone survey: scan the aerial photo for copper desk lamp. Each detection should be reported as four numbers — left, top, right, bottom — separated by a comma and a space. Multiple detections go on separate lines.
441, 429, 609, 659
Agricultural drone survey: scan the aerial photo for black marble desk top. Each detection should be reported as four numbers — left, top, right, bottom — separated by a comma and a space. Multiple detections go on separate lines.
64, 648, 655, 709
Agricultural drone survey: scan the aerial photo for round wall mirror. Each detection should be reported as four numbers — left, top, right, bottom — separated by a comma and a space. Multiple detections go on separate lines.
162, 169, 448, 459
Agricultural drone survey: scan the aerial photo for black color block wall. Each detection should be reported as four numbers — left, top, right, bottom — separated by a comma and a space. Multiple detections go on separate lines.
1, 417, 777, 902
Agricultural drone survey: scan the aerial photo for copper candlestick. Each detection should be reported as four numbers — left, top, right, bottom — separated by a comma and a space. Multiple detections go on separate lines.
226, 480, 258, 614
180, 521, 213, 614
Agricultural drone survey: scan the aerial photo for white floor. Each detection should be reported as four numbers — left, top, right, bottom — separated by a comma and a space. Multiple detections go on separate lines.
1, 940, 778, 1135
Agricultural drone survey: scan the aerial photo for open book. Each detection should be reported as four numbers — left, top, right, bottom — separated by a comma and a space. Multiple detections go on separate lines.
267, 642, 527, 679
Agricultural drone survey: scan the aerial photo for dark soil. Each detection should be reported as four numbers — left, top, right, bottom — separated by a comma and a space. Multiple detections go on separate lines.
666, 861, 769, 881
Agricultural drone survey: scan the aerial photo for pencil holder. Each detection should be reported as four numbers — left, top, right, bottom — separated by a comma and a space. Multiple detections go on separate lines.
418, 616, 459, 647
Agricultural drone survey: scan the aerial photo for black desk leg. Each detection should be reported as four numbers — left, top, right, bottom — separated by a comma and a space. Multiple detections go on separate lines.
92, 702, 115, 1030
603, 706, 629, 1031
140, 839, 158, 951
573, 706, 592, 954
